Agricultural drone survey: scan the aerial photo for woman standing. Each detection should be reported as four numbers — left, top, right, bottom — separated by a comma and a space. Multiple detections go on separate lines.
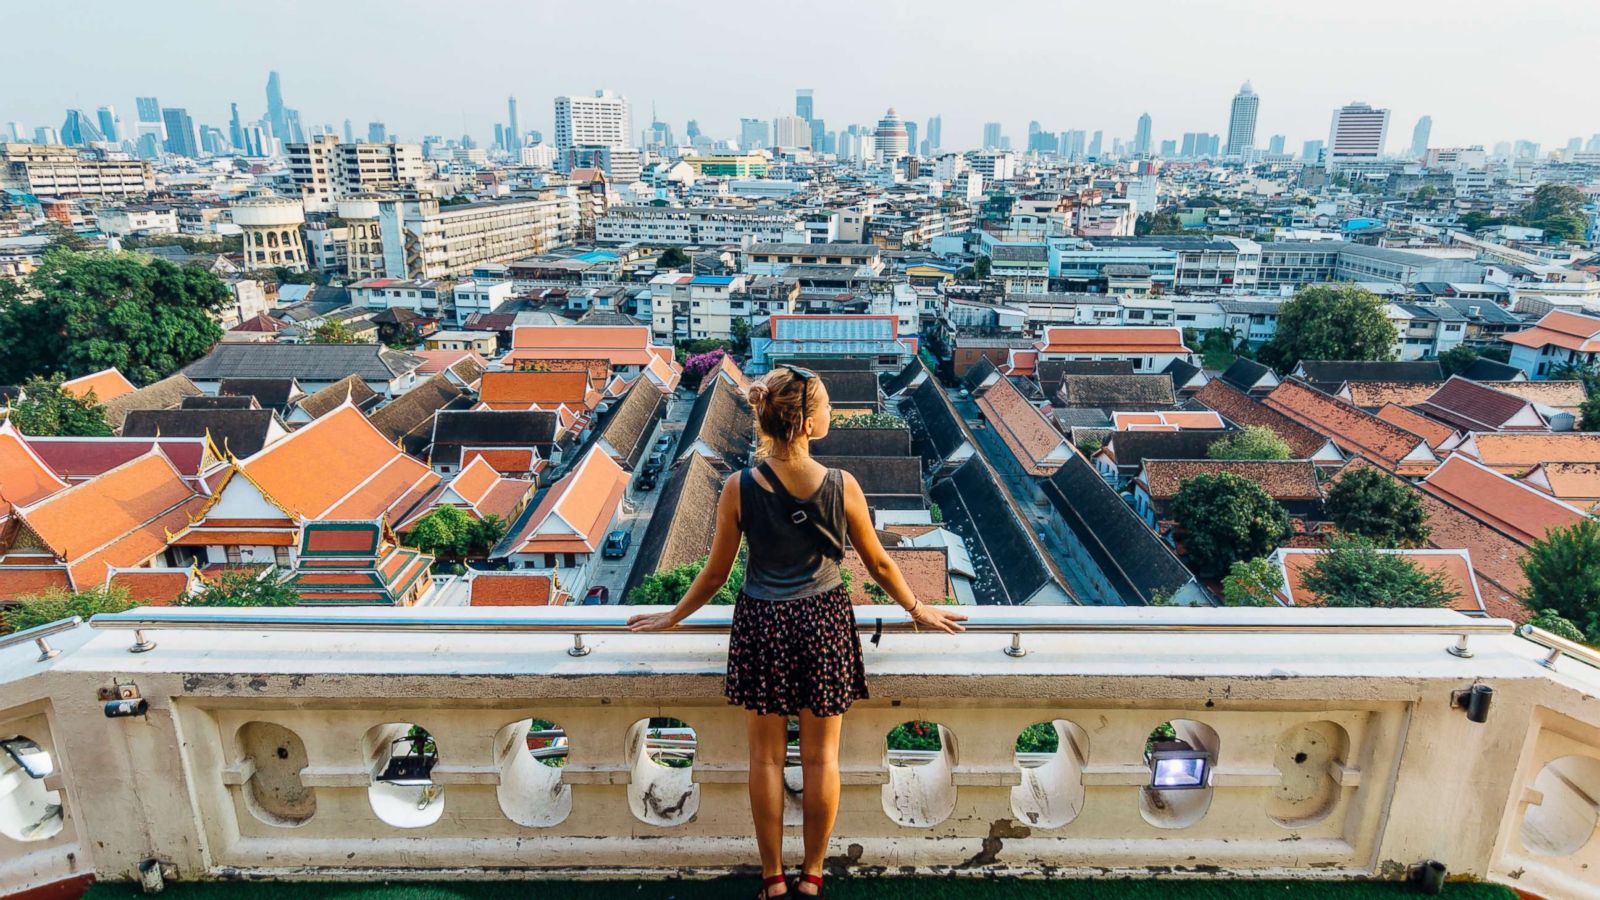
629, 366, 967, 898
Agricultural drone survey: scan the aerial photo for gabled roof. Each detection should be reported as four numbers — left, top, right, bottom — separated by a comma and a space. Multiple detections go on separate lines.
1139, 459, 1322, 502
101, 374, 203, 431
61, 368, 136, 403
1458, 358, 1524, 382
972, 374, 1072, 476
395, 456, 534, 531
122, 408, 285, 458
1294, 360, 1444, 385
294, 374, 381, 420
1262, 380, 1435, 475
678, 375, 753, 470
929, 455, 1059, 605
1272, 547, 1486, 615
1112, 411, 1225, 431
1452, 432, 1600, 475
592, 380, 663, 470
815, 456, 924, 502
1100, 429, 1229, 471
1341, 380, 1441, 409
1058, 374, 1176, 409
1193, 380, 1337, 461
1220, 358, 1280, 393
1420, 454, 1588, 545
623, 452, 726, 601
812, 426, 912, 458
1042, 453, 1196, 605
429, 410, 561, 468
479, 370, 600, 411
411, 350, 490, 381
881, 358, 929, 398
25, 434, 218, 483
505, 324, 660, 366
1523, 461, 1600, 511
502, 447, 628, 556
106, 566, 196, 607
903, 378, 970, 471
1503, 310, 1600, 353
1375, 403, 1457, 450
1161, 358, 1208, 392
1038, 359, 1135, 397
468, 571, 564, 607
1482, 380, 1588, 413
841, 547, 951, 605
0, 422, 67, 519
825, 370, 884, 407
186, 344, 424, 383
241, 404, 439, 523
1037, 326, 1190, 355
219, 378, 305, 414
1413, 376, 1545, 433
366, 374, 471, 456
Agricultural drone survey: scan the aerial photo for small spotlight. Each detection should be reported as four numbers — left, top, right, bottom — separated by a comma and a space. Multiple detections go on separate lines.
0, 737, 54, 779
1450, 684, 1493, 724
105, 698, 149, 718
1145, 739, 1213, 790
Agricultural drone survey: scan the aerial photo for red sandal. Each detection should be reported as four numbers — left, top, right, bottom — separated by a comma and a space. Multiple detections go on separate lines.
757, 874, 789, 898
796, 873, 824, 897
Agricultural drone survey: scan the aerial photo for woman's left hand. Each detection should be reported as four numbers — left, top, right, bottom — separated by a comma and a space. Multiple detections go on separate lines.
628, 612, 678, 632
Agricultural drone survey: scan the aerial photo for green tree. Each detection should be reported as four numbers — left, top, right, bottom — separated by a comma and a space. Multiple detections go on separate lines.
1207, 426, 1291, 461
407, 505, 474, 558
1457, 211, 1506, 231
729, 317, 751, 356
657, 247, 691, 269
1323, 467, 1431, 547
1221, 557, 1284, 607
972, 254, 992, 280
8, 374, 114, 436
627, 550, 747, 605
1437, 345, 1483, 378
384, 325, 420, 350
1301, 536, 1458, 609
1521, 519, 1600, 641
309, 319, 362, 344
1519, 184, 1587, 241
2, 585, 133, 634
1528, 609, 1586, 644
1258, 285, 1399, 371
1413, 185, 1439, 203
186, 568, 301, 608
1582, 393, 1600, 432
467, 513, 509, 557
0, 249, 228, 386
1169, 472, 1293, 575
1135, 211, 1184, 236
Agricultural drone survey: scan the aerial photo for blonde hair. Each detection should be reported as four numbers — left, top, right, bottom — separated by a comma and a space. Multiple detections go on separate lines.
745, 367, 827, 456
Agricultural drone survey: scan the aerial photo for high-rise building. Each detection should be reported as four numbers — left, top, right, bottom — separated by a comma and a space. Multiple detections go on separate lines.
199, 125, 226, 156
772, 115, 809, 148
810, 118, 827, 153
739, 118, 769, 151
1226, 81, 1259, 157
59, 110, 104, 146
1326, 101, 1390, 171
96, 106, 120, 144
1088, 130, 1103, 158
982, 122, 1002, 150
874, 108, 909, 162
507, 96, 520, 149
161, 107, 199, 157
228, 103, 245, 151
343, 119, 355, 143
1061, 129, 1086, 161
282, 109, 305, 145
685, 120, 700, 141
1133, 112, 1153, 156
1565, 136, 1583, 157
135, 97, 161, 127
905, 121, 918, 158
926, 115, 942, 154
33, 127, 59, 145
266, 71, 287, 142
367, 121, 387, 144
1302, 139, 1325, 164
796, 89, 814, 122
553, 90, 632, 168
1268, 134, 1286, 155
1410, 115, 1432, 159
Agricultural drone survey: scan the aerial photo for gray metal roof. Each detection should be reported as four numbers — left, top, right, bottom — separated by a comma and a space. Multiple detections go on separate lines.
182, 344, 424, 382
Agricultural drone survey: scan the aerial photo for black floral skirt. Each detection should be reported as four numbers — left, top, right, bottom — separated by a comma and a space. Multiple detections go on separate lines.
724, 584, 869, 718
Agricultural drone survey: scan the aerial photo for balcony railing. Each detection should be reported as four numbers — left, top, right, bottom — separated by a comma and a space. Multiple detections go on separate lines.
1, 605, 1598, 899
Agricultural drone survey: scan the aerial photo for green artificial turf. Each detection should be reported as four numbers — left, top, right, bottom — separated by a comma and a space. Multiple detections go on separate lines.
83, 877, 1518, 900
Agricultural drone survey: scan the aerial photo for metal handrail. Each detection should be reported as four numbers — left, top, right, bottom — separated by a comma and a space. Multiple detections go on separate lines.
1519, 624, 1600, 672
0, 616, 81, 662
86, 607, 1513, 660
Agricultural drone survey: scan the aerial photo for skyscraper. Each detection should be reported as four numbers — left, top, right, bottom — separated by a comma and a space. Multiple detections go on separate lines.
229, 103, 245, 150
810, 118, 827, 153
1326, 102, 1390, 171
343, 119, 355, 143
1302, 140, 1324, 163
135, 97, 161, 126
796, 89, 814, 122
60, 109, 104, 145
772, 115, 809, 148
739, 117, 770, 151
368, 122, 387, 143
97, 106, 120, 143
1133, 113, 1153, 156
874, 108, 909, 162
686, 120, 701, 141
282, 109, 304, 144
1268, 134, 1286, 155
926, 115, 942, 154
1226, 82, 1259, 157
266, 71, 287, 141
507, 96, 520, 149
982, 122, 1002, 150
1088, 130, 1103, 158
161, 107, 199, 157
905, 121, 918, 158
1061, 129, 1086, 161
1410, 115, 1432, 159
554, 90, 632, 168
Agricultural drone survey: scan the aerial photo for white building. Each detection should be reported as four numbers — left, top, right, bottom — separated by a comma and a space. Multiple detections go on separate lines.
595, 205, 802, 246
1326, 102, 1390, 171
377, 196, 577, 280
874, 108, 909, 162
1225, 82, 1259, 157
451, 278, 516, 326
232, 195, 307, 272
98, 206, 178, 237
554, 90, 631, 171
0, 143, 154, 199
288, 136, 427, 213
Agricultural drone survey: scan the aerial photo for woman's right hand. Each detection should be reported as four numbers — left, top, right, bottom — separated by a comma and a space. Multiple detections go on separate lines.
628, 612, 678, 632
910, 602, 968, 634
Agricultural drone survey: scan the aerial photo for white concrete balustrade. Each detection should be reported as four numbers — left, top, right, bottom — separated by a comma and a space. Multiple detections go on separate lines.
2, 606, 1599, 898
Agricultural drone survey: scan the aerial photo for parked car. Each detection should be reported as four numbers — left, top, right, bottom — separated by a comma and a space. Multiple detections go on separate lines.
635, 469, 658, 491
653, 433, 674, 455
602, 530, 631, 559
582, 586, 610, 605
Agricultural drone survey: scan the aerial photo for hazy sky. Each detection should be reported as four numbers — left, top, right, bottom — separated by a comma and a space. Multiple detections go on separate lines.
6, 0, 1596, 152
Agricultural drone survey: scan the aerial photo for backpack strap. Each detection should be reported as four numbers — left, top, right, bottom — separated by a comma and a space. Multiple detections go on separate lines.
755, 460, 844, 560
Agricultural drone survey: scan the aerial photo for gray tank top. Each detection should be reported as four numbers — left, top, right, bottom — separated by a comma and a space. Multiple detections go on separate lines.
739, 465, 846, 601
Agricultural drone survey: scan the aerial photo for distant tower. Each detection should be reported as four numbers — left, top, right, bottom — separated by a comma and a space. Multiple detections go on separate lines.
982, 122, 1002, 150
507, 95, 520, 149
1410, 115, 1432, 159
1134, 112, 1153, 156
874, 108, 909, 162
1326, 101, 1391, 171
796, 89, 814, 122
926, 115, 942, 154
1226, 82, 1259, 157
266, 70, 287, 141
229, 103, 244, 150
343, 119, 354, 143
96, 106, 120, 143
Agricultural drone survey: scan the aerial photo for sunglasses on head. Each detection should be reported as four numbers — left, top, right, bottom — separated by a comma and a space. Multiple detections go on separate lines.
787, 366, 816, 433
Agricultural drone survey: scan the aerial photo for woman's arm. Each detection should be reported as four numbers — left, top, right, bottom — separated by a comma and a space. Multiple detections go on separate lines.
840, 472, 966, 634
628, 473, 743, 631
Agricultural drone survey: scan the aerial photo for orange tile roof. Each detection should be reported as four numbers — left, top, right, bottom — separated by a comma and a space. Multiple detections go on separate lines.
1263, 380, 1434, 475
1483, 380, 1588, 412
60, 367, 137, 402
169, 530, 295, 546
973, 376, 1071, 475
106, 568, 193, 606
0, 423, 68, 519
1140, 459, 1322, 502
841, 547, 952, 605
0, 567, 71, 601
506, 447, 628, 555
1503, 310, 1600, 353
1003, 349, 1038, 377
1192, 380, 1336, 461
468, 571, 562, 606
463, 448, 538, 474
1420, 455, 1587, 545
1453, 432, 1600, 475
1112, 411, 1225, 430
1342, 381, 1441, 408
448, 456, 500, 506
1329, 459, 1528, 621
1375, 403, 1457, 450
1037, 326, 1190, 355
411, 350, 490, 376
479, 371, 600, 410
242, 403, 440, 523
506, 325, 658, 366
1275, 548, 1485, 614
1524, 461, 1600, 510
15, 452, 202, 588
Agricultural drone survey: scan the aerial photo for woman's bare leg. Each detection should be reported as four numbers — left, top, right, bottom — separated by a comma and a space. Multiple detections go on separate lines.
747, 710, 790, 894
797, 710, 843, 895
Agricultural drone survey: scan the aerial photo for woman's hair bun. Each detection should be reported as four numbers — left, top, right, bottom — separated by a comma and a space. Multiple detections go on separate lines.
745, 382, 770, 407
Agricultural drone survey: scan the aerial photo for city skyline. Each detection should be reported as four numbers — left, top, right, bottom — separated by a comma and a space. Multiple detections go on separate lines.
5, 0, 1595, 154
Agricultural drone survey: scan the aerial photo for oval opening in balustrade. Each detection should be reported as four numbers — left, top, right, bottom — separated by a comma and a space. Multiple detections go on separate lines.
626, 717, 699, 827
782, 717, 803, 827
1138, 719, 1218, 830
363, 722, 443, 829
1268, 720, 1349, 829
235, 721, 315, 827
495, 717, 571, 828
0, 734, 63, 842
882, 720, 956, 828
1522, 755, 1600, 857
1012, 719, 1088, 829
